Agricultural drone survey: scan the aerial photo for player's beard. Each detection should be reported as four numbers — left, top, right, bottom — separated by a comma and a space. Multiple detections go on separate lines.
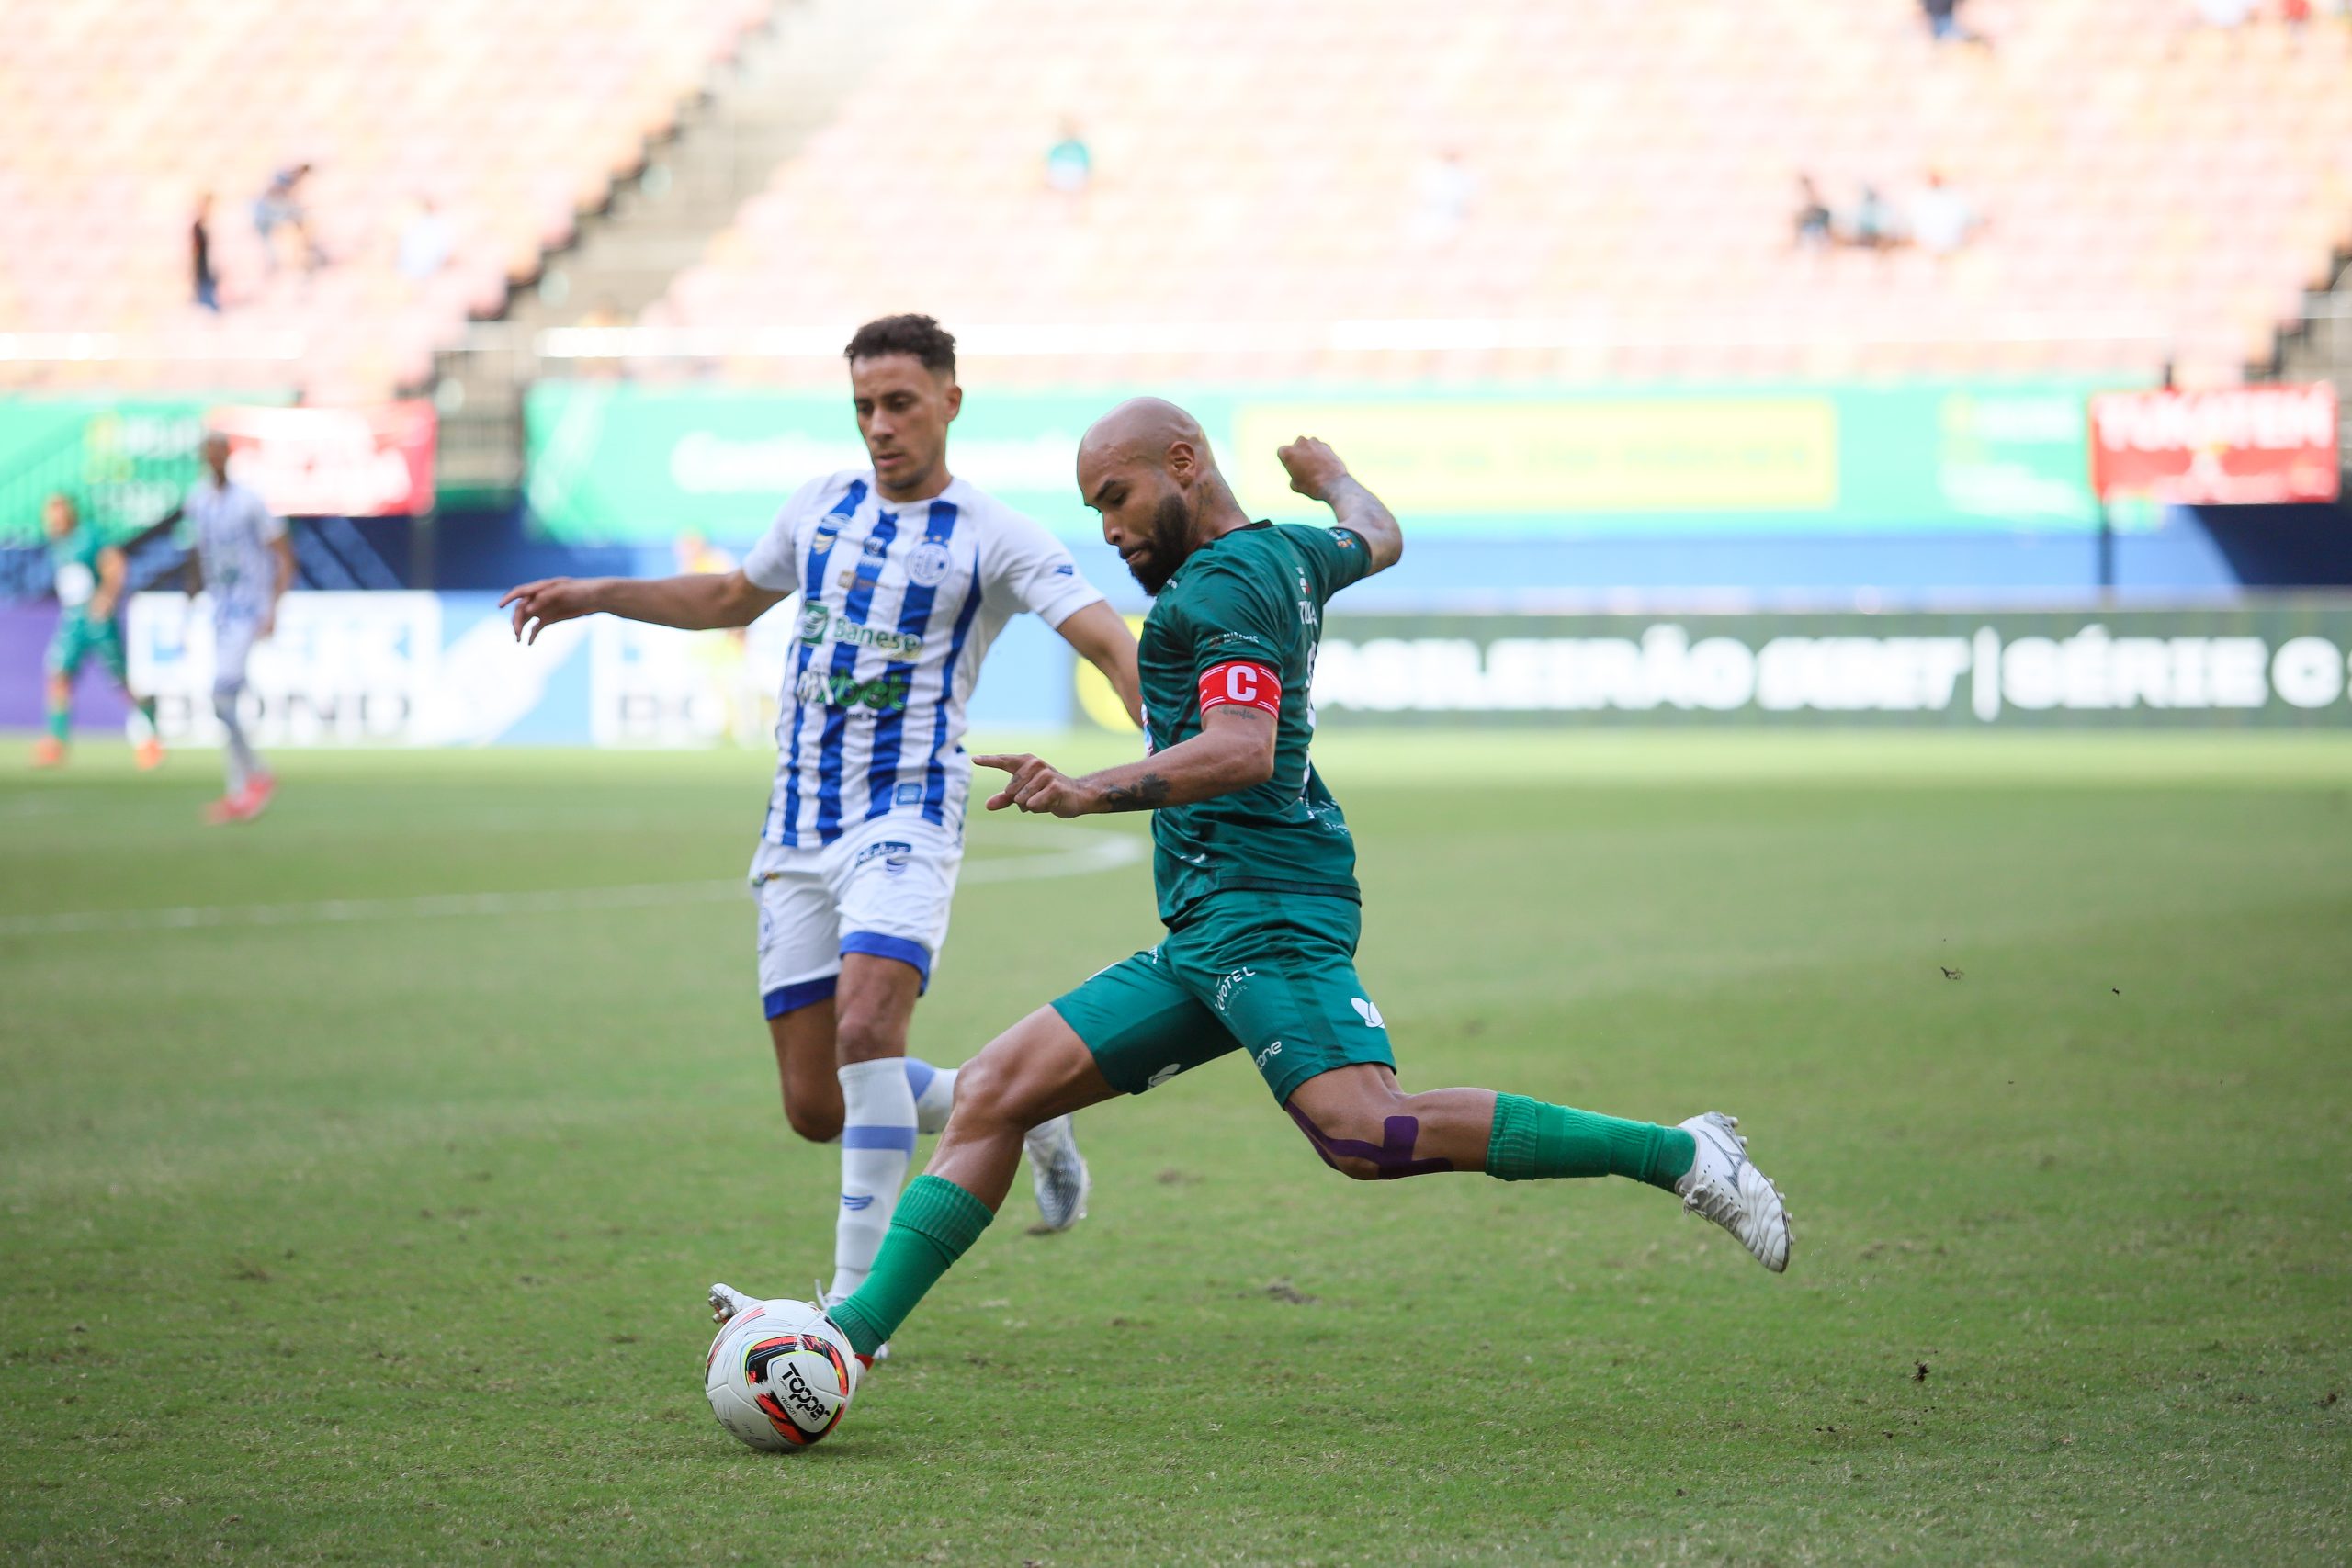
1124, 491, 1193, 595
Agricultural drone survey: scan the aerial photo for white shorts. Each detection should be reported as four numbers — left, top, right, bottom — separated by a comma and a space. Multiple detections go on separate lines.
751, 813, 963, 1019
213, 612, 263, 692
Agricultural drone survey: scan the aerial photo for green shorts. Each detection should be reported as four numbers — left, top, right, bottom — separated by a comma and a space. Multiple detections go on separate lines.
45, 616, 126, 684
1051, 892, 1395, 1106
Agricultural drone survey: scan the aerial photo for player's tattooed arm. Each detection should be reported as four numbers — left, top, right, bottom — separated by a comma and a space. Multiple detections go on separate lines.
1096, 772, 1171, 811
1276, 436, 1403, 574
978, 708, 1273, 818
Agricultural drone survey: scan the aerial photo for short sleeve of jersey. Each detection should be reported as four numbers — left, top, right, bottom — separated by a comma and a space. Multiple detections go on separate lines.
251, 491, 286, 544
1275, 524, 1374, 603
988, 508, 1102, 628
741, 476, 826, 593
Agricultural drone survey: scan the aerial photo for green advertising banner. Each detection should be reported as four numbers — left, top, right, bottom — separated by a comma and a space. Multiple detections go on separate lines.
0, 395, 289, 546
1238, 604, 2352, 728
524, 375, 2149, 546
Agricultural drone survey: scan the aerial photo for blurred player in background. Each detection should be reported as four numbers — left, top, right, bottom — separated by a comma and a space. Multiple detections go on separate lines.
731, 407, 1791, 1376
185, 432, 292, 824
29, 492, 164, 771
504, 315, 1143, 1323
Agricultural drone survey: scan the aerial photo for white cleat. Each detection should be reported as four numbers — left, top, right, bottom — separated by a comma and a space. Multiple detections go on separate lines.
708, 1281, 756, 1325
1674, 1111, 1792, 1273
1024, 1113, 1091, 1233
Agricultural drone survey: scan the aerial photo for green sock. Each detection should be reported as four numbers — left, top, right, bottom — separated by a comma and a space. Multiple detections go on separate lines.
1484, 1092, 1694, 1191
45, 702, 69, 744
828, 1174, 995, 1358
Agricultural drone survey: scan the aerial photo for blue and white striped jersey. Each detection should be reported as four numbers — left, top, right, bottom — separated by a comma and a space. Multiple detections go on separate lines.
741, 469, 1103, 847
183, 477, 285, 624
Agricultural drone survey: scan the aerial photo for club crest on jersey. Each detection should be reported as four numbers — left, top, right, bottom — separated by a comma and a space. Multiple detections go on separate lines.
906, 541, 954, 588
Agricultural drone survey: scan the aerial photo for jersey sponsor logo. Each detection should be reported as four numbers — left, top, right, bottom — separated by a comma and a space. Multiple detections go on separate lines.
852, 839, 915, 874
1351, 997, 1384, 1028
832, 619, 923, 656
1329, 528, 1357, 549
860, 533, 889, 559
893, 781, 923, 807
795, 602, 923, 657
1253, 1040, 1283, 1068
1212, 965, 1256, 1013
795, 666, 912, 714
906, 540, 954, 588
1198, 660, 1283, 718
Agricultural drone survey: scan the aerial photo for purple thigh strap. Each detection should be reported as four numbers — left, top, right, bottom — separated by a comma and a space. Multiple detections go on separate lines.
1284, 1102, 1454, 1179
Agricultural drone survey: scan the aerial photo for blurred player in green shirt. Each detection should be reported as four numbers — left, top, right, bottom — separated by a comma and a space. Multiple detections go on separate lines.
31, 492, 164, 771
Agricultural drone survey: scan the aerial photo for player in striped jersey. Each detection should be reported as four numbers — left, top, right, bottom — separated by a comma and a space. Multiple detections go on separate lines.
503, 316, 1142, 1320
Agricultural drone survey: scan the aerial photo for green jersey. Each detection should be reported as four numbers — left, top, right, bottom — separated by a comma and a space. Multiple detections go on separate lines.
48, 528, 108, 625
1137, 521, 1374, 925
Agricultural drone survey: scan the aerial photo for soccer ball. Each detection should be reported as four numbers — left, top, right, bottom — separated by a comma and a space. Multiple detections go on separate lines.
703, 1298, 860, 1451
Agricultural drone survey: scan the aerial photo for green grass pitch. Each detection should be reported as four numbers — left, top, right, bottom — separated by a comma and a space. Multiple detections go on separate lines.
4, 732, 2348, 1563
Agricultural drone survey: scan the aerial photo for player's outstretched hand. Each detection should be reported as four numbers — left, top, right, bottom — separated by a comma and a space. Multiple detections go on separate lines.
975, 753, 1093, 818
1276, 435, 1350, 503
501, 578, 593, 644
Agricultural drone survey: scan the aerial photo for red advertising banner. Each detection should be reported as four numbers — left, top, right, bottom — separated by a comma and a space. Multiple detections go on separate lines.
2088, 384, 2340, 505
209, 402, 437, 516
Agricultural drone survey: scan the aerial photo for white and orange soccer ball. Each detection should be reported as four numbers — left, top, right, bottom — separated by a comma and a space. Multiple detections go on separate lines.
703, 1298, 860, 1451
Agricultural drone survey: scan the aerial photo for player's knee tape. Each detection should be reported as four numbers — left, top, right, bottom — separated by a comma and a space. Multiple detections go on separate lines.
1284, 1102, 1454, 1180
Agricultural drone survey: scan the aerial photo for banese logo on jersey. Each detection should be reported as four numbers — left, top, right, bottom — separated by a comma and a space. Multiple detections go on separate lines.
797, 602, 925, 659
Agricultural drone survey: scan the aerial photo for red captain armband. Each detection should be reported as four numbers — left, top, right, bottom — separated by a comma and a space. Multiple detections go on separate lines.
1197, 660, 1282, 718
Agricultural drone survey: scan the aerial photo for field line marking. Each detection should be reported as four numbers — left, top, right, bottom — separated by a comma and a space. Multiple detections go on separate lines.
0, 828, 1144, 940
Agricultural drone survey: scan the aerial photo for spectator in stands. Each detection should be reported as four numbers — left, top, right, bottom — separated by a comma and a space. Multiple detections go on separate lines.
397, 195, 452, 283
1793, 175, 1834, 249
1909, 170, 1981, 254
253, 163, 321, 274
191, 194, 220, 311
1045, 120, 1091, 199
1919, 0, 1982, 42
1849, 185, 1901, 250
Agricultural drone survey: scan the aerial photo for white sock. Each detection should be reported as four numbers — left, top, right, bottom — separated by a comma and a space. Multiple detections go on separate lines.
907, 1057, 957, 1136
213, 687, 259, 794
831, 1057, 917, 1303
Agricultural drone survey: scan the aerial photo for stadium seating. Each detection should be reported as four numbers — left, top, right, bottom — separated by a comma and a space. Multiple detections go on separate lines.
650, 0, 2352, 388
0, 0, 766, 400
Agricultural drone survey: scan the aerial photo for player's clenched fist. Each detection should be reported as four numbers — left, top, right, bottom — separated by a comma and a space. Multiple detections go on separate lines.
501, 577, 595, 643
975, 752, 1093, 818
1276, 435, 1350, 502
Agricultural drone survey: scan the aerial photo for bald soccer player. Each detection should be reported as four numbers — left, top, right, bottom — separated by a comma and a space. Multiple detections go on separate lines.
710, 400, 1793, 1376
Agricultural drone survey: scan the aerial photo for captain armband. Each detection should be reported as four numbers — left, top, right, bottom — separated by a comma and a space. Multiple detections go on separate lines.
1197, 660, 1282, 718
